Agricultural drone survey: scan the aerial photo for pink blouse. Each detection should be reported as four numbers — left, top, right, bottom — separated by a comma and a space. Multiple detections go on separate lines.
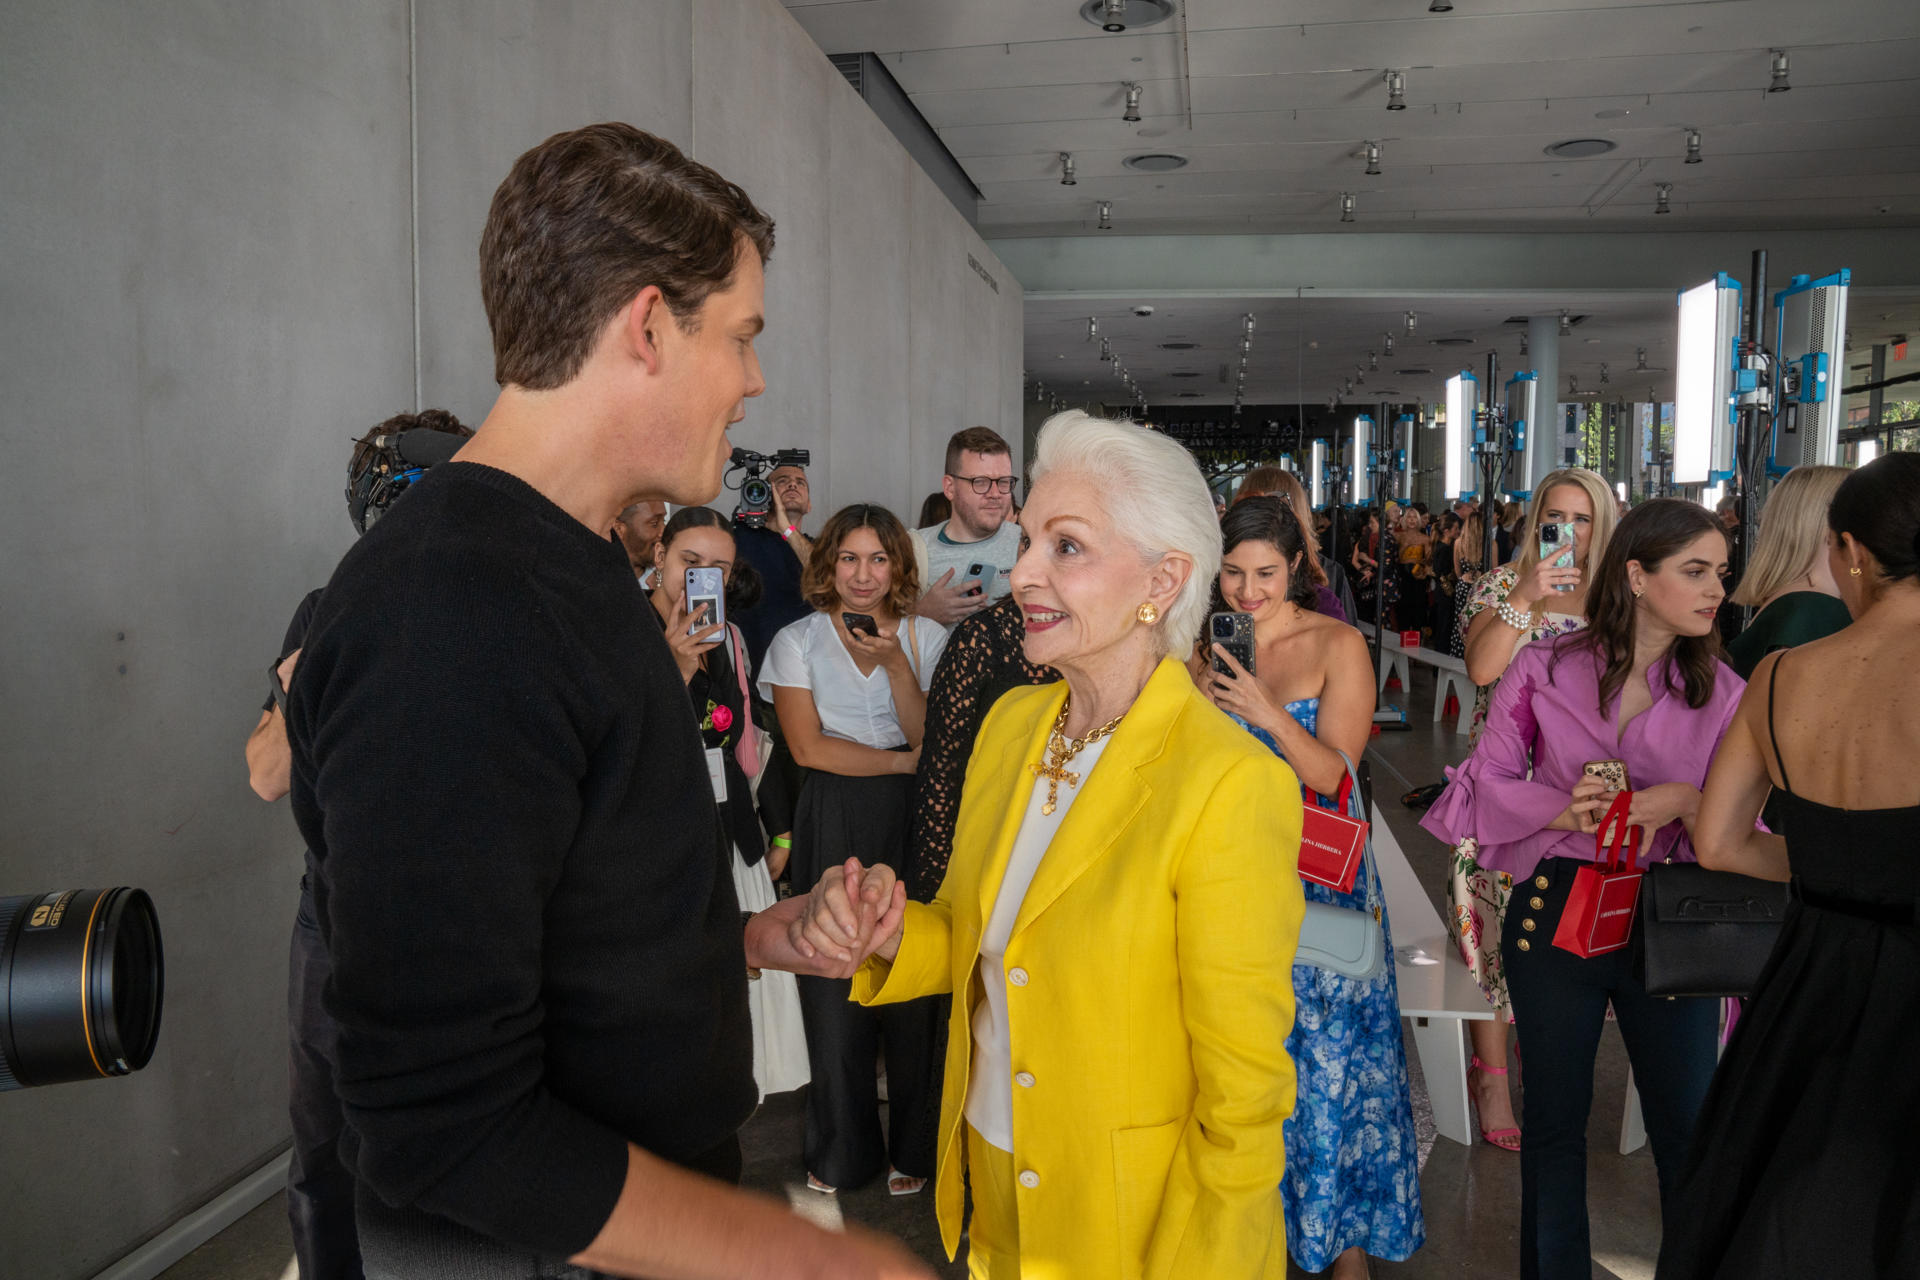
1421, 632, 1745, 880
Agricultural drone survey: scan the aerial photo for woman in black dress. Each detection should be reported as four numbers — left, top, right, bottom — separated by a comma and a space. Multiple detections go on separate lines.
1658, 452, 1920, 1279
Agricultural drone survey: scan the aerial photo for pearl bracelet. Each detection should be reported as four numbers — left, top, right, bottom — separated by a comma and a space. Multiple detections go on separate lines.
1495, 599, 1533, 631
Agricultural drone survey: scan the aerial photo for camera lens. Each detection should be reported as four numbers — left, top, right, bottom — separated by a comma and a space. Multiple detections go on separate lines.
1213, 616, 1233, 637
0, 888, 164, 1091
740, 477, 771, 510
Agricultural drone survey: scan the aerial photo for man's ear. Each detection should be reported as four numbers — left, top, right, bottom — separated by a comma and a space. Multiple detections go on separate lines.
621, 286, 671, 375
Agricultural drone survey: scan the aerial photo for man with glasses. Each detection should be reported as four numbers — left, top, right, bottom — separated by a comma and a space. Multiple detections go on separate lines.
913, 427, 1020, 626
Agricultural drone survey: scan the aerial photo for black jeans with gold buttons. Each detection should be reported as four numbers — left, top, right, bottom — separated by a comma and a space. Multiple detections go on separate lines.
1501, 856, 1718, 1280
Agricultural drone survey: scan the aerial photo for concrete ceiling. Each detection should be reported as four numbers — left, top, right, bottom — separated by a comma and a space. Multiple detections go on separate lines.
783, 0, 1920, 238
784, 0, 1920, 409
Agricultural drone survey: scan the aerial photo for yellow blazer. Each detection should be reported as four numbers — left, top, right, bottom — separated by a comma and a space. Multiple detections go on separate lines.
853, 657, 1306, 1279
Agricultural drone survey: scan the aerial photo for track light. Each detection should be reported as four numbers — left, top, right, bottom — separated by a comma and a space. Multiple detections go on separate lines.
1244, 313, 1256, 334
1340, 192, 1355, 223
1600, 363, 1611, 384
1368, 350, 1379, 371
1685, 129, 1703, 165
1769, 49, 1791, 93
1240, 337, 1252, 353
1636, 346, 1649, 371
1097, 200, 1113, 230
1364, 141, 1382, 176
1100, 0, 1127, 33
1383, 332, 1395, 357
1406, 310, 1418, 335
1384, 71, 1407, 111
1520, 330, 1530, 356
1344, 376, 1355, 395
1559, 310, 1571, 337
1569, 374, 1581, 396
1099, 337, 1112, 361
1429, 0, 1453, 10
1655, 182, 1673, 215
1087, 316, 1098, 341
1059, 152, 1077, 186
1122, 83, 1143, 123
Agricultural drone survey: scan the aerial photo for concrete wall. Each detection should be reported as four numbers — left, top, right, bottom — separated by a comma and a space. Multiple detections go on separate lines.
0, 3, 1019, 1276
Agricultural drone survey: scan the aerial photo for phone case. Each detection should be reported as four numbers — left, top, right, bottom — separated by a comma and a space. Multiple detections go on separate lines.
841, 611, 878, 637
685, 567, 726, 634
1539, 521, 1578, 591
1209, 612, 1256, 677
1583, 759, 1630, 793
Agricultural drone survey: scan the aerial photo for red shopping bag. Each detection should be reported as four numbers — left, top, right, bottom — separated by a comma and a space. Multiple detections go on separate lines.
1399, 629, 1422, 649
1297, 771, 1368, 894
1551, 791, 1643, 958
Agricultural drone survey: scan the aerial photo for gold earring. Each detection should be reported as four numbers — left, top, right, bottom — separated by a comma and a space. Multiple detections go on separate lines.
1849, 566, 1862, 578
1632, 586, 1644, 598
1136, 601, 1160, 625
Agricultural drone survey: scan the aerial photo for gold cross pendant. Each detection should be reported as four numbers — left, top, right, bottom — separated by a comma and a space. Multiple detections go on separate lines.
1029, 759, 1080, 816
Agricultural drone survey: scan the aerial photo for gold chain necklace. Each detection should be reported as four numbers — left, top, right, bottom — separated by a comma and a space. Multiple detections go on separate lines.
1028, 695, 1126, 816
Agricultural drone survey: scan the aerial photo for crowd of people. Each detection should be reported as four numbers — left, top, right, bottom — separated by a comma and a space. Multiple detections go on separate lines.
247, 121, 1917, 1280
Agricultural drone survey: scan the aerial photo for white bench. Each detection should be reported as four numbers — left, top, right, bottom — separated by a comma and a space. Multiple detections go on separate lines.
1368, 803, 1494, 1147
1357, 622, 1474, 735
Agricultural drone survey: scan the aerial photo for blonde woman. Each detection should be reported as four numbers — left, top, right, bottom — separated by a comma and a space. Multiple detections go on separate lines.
1448, 468, 1617, 1151
1724, 465, 1851, 680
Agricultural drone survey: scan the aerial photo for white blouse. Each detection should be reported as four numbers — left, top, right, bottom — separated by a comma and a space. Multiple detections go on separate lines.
756, 611, 948, 749
964, 733, 1114, 1153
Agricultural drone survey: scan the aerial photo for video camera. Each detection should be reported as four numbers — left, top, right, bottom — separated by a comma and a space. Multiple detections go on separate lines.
727, 446, 810, 530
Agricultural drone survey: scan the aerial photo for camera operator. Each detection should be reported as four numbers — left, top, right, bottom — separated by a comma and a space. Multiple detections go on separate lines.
286, 124, 927, 1280
245, 407, 472, 1280
732, 456, 814, 672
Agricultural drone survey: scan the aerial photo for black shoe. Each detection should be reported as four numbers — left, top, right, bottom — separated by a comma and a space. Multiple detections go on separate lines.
1402, 782, 1446, 809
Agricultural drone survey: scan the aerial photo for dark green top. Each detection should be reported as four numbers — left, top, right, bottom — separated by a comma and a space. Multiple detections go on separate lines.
1726, 591, 1854, 680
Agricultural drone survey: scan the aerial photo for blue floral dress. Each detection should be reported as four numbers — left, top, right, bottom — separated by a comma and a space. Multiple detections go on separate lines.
1241, 699, 1426, 1269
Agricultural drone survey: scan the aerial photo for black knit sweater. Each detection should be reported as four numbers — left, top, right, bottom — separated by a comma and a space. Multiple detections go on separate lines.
287, 463, 753, 1256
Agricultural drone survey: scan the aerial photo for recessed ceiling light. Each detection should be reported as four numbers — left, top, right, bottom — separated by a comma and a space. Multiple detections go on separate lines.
1079, 0, 1175, 33
1123, 153, 1189, 172
1595, 108, 1633, 120
1545, 138, 1617, 159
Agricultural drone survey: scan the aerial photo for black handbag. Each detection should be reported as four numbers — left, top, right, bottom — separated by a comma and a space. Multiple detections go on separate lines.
1633, 860, 1790, 998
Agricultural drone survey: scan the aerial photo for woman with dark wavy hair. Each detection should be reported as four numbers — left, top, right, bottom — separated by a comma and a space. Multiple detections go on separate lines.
1658, 452, 1920, 1280
1424, 498, 1741, 1279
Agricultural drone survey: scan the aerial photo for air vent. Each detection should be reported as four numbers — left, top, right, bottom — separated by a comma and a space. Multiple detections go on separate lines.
1160, 342, 1198, 350
1124, 153, 1189, 173
1431, 337, 1475, 346
1169, 371, 1201, 378
1544, 138, 1617, 159
1176, 391, 1208, 397
1397, 367, 1434, 376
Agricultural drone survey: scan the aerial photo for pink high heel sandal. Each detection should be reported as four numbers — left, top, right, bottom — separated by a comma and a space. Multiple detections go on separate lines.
1469, 1055, 1521, 1152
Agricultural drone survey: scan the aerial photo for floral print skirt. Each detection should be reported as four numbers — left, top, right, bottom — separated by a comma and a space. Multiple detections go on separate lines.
1447, 838, 1514, 1019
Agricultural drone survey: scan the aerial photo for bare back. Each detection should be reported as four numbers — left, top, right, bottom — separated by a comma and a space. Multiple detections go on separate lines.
1757, 615, 1920, 812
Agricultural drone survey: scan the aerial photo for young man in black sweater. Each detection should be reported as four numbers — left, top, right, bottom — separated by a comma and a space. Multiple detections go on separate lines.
287, 124, 919, 1280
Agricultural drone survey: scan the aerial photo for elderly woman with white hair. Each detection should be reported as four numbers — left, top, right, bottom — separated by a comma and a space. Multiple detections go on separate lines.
780, 412, 1307, 1278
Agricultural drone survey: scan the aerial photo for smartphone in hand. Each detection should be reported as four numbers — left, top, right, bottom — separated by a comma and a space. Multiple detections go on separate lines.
1538, 521, 1578, 591
685, 567, 726, 636
841, 611, 879, 639
1209, 611, 1257, 677
962, 562, 997, 598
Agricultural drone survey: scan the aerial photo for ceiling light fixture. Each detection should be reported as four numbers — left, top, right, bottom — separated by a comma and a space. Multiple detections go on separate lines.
1655, 182, 1673, 215
1406, 310, 1418, 335
1570, 374, 1581, 396
1685, 129, 1703, 164
1429, 0, 1453, 11
1122, 83, 1143, 123
1340, 192, 1355, 223
1636, 346, 1649, 371
1059, 152, 1077, 186
1244, 313, 1256, 334
1369, 350, 1379, 371
1100, 0, 1128, 32
1087, 316, 1098, 341
1559, 310, 1572, 337
1383, 332, 1395, 357
1600, 363, 1611, 384
1097, 200, 1113, 230
1544, 138, 1617, 159
1344, 376, 1355, 395
1385, 70, 1408, 111
1520, 331, 1530, 356
1769, 48, 1791, 93
1364, 140, 1382, 176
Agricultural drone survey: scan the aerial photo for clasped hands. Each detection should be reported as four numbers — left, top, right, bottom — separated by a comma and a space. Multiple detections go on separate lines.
745, 857, 907, 980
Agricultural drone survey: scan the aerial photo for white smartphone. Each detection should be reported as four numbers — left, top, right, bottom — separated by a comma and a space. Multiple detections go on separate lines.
685, 566, 726, 635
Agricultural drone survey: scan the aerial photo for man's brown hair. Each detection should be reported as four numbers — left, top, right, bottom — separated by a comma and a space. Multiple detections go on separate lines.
944, 426, 1010, 476
802, 504, 920, 618
479, 123, 775, 390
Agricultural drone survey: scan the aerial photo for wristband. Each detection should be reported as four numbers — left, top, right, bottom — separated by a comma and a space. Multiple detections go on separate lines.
771, 835, 792, 849
782, 525, 799, 541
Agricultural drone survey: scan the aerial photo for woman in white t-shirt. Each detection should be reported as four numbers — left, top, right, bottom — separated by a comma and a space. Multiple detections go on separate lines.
758, 503, 948, 1198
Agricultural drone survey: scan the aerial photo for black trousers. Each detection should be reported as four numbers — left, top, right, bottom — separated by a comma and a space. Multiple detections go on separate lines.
1503, 857, 1719, 1280
289, 881, 366, 1280
791, 767, 941, 1187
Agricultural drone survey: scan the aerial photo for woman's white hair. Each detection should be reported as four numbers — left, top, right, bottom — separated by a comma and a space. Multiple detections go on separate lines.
1029, 411, 1221, 658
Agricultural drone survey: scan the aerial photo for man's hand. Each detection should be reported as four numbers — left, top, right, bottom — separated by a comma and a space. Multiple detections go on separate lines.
772, 491, 811, 562
786, 858, 906, 972
917, 568, 989, 627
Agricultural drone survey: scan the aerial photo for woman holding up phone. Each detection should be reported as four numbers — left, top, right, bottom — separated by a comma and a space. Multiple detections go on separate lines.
646, 507, 810, 1101
1448, 467, 1617, 1152
759, 504, 948, 1196
1424, 499, 1742, 1280
1203, 496, 1425, 1278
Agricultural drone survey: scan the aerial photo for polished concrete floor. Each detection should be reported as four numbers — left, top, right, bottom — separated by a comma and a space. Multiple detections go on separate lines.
163, 664, 1669, 1280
